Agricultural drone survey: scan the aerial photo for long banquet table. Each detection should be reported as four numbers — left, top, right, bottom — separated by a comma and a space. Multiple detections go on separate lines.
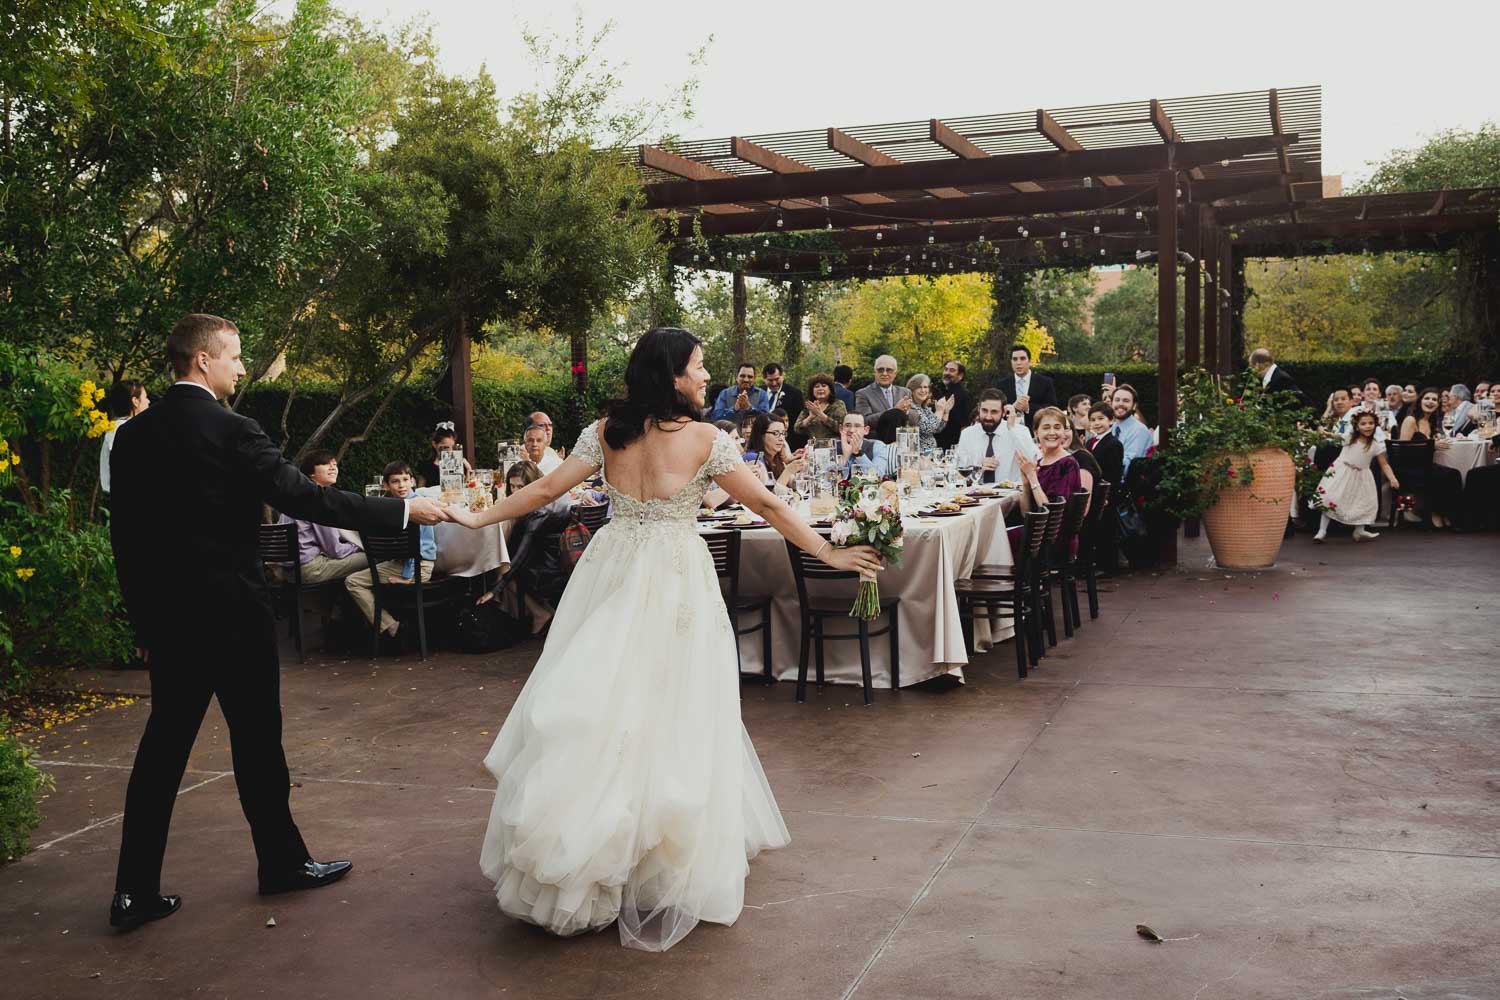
702, 491, 1019, 689
1434, 438, 1494, 484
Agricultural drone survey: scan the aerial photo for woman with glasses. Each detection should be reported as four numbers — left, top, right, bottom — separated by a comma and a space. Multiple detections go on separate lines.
744, 411, 806, 489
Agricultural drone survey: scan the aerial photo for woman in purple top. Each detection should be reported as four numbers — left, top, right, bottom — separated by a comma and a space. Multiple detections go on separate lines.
270, 450, 368, 585
1015, 407, 1093, 556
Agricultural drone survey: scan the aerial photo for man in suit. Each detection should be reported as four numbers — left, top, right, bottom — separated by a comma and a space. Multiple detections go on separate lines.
832, 365, 856, 411
991, 344, 1057, 430
1250, 348, 1312, 413
854, 354, 912, 419
933, 359, 972, 449
107, 314, 450, 931
762, 363, 806, 448
1085, 403, 1125, 575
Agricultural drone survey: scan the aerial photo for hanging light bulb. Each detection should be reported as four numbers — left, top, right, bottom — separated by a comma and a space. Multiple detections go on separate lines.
825, 221, 833, 230
783, 262, 790, 270
1099, 248, 1106, 256
928, 233, 935, 244
1083, 176, 1093, 188
1062, 239, 1069, 247
776, 214, 784, 228
978, 234, 987, 243
1093, 225, 1101, 234
763, 238, 769, 246
1060, 230, 1067, 239
868, 264, 873, 271
708, 255, 716, 263
876, 231, 883, 241
692, 253, 699, 262
905, 253, 911, 261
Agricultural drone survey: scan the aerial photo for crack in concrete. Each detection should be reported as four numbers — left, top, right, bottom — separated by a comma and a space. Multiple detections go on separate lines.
744, 886, 901, 911
30, 771, 233, 853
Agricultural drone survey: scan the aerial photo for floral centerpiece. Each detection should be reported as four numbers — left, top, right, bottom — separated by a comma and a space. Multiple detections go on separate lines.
828, 475, 904, 619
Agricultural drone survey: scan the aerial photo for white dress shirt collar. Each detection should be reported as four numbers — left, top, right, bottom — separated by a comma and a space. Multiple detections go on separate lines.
172, 380, 220, 400
1261, 364, 1277, 388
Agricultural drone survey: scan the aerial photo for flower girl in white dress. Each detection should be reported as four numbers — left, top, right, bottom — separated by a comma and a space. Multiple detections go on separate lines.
1314, 409, 1400, 542
449, 328, 882, 951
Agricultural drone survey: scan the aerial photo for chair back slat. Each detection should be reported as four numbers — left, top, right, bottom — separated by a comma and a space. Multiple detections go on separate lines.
1386, 439, 1435, 478
701, 531, 741, 579
1055, 491, 1089, 555
1084, 479, 1112, 530
576, 503, 611, 534
1023, 511, 1050, 560
359, 524, 421, 563
257, 521, 299, 562
1042, 499, 1066, 545
784, 534, 854, 611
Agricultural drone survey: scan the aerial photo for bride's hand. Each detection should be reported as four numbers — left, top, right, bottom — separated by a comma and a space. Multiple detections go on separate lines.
822, 543, 883, 575
447, 505, 481, 529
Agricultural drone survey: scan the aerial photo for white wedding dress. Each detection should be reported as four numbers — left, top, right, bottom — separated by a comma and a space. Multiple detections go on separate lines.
479, 422, 790, 951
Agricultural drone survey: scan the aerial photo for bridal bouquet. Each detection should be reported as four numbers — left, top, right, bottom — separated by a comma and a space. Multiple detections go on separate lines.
829, 479, 904, 620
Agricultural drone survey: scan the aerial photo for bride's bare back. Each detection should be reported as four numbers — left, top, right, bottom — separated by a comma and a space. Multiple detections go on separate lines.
597, 418, 719, 502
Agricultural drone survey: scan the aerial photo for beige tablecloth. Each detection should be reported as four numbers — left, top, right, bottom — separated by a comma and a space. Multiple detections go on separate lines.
1435, 439, 1494, 484
705, 493, 1017, 688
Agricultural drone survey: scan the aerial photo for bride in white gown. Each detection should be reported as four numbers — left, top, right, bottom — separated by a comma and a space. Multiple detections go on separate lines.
450, 328, 882, 951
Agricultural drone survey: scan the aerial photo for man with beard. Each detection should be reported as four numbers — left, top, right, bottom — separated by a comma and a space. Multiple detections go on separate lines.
955, 389, 1038, 485
933, 359, 972, 449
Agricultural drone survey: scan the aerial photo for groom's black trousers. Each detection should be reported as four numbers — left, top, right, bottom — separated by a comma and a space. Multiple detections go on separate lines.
115, 620, 309, 894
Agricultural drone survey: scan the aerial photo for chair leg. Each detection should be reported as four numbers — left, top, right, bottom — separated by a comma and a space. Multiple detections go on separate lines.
814, 618, 826, 689
370, 589, 381, 659
960, 604, 975, 655
1084, 559, 1100, 620
730, 608, 743, 675
796, 615, 810, 703
1026, 589, 1044, 667
415, 597, 428, 661
1041, 580, 1058, 648
1059, 574, 1075, 638
761, 607, 773, 683
1012, 596, 1028, 678
888, 605, 900, 691
857, 620, 873, 706
291, 586, 306, 664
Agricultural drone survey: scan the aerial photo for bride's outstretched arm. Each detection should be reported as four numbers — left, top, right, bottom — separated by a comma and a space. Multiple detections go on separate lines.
713, 465, 883, 576
448, 457, 597, 529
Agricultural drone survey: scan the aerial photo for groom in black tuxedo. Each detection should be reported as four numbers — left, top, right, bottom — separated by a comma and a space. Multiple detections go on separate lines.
107, 313, 450, 930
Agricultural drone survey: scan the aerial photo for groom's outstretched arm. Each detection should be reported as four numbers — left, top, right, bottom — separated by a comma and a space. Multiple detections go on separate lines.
235, 414, 406, 532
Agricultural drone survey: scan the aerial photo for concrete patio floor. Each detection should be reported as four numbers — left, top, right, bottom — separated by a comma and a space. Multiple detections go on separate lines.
3, 530, 1499, 999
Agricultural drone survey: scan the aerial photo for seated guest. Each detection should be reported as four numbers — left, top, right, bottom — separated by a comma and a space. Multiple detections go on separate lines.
268, 450, 367, 586
345, 461, 436, 651
762, 363, 803, 442
832, 364, 857, 410
1107, 384, 1153, 477
1018, 409, 1091, 552
1066, 393, 1092, 448
417, 421, 471, 488
521, 423, 562, 474
744, 412, 806, 488
795, 373, 846, 442
736, 410, 760, 445
527, 410, 566, 463
955, 389, 1039, 485
1446, 385, 1478, 436
713, 418, 741, 445
1475, 380, 1492, 401
703, 383, 727, 421
100, 378, 150, 494
1385, 384, 1407, 426
477, 460, 573, 618
871, 407, 906, 446
905, 373, 953, 451
1398, 388, 1463, 528
711, 362, 770, 421
835, 411, 892, 479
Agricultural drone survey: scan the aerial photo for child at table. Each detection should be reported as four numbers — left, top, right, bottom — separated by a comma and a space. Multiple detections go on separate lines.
345, 461, 437, 650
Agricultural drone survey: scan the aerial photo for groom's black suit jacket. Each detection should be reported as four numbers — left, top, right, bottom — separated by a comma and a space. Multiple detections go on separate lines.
110, 383, 405, 650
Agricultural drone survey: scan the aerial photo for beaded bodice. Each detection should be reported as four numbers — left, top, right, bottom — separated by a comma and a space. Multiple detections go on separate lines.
572, 422, 742, 532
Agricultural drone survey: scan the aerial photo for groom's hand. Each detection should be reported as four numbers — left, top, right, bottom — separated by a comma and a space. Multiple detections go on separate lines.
407, 496, 451, 525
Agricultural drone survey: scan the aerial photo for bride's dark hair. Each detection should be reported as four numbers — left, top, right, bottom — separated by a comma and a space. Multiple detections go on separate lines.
603, 327, 704, 450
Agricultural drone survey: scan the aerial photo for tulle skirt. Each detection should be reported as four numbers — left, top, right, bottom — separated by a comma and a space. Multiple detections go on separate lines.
479, 521, 790, 951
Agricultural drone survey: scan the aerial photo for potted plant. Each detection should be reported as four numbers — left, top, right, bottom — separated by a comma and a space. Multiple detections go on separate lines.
1153, 368, 1325, 570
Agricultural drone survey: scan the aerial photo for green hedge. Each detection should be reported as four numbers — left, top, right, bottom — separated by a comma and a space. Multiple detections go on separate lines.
235, 355, 630, 488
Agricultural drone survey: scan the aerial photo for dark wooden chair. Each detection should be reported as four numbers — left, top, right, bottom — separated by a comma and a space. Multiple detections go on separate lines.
1077, 479, 1111, 620
356, 524, 454, 660
575, 502, 611, 535
783, 537, 900, 705
972, 500, 1062, 661
702, 531, 774, 682
1036, 498, 1067, 648
1385, 439, 1435, 530
956, 510, 1048, 678
1045, 491, 1090, 637
258, 521, 309, 663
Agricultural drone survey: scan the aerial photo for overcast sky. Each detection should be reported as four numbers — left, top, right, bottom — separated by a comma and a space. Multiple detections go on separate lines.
296, 0, 1497, 185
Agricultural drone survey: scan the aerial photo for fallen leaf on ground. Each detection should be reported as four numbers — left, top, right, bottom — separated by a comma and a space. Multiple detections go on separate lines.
1136, 924, 1164, 942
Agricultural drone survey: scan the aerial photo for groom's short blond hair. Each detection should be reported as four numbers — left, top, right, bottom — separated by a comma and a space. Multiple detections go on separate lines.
167, 313, 238, 377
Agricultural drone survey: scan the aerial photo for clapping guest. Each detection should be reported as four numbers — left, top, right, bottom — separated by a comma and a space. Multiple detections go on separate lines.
854, 355, 913, 418
955, 389, 1038, 485
268, 450, 368, 587
835, 411, 892, 479
711, 363, 770, 421
933, 359, 972, 448
794, 373, 846, 441
905, 374, 953, 451
1017, 409, 1091, 538
344, 461, 437, 652
100, 379, 150, 494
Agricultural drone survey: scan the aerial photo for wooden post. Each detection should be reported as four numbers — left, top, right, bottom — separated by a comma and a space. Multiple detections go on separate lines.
1219, 234, 1235, 373
1183, 204, 1201, 370
1157, 169, 1179, 566
1201, 220, 1217, 376
732, 269, 748, 364
785, 279, 805, 364
450, 317, 474, 464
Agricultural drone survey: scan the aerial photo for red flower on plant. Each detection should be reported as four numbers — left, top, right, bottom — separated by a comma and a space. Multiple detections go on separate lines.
570, 361, 586, 375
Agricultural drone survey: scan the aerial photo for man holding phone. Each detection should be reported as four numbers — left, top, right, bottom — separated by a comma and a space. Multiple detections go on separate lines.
992, 344, 1056, 430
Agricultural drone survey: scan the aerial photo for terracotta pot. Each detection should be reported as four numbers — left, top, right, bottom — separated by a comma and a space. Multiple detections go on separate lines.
1200, 448, 1295, 570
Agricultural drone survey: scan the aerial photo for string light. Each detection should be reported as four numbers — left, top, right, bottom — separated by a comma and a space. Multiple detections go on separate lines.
876, 231, 883, 241
1093, 225, 1101, 234
776, 214, 784, 228
1099, 248, 1106, 256
1060, 230, 1067, 239
1135, 210, 1143, 220
783, 262, 790, 270
927, 233, 935, 244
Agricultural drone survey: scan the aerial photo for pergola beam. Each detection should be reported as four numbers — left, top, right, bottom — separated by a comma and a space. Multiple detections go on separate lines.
684, 172, 1293, 238
642, 135, 1297, 210
930, 118, 1045, 195
725, 137, 823, 209
1037, 109, 1123, 186
1268, 89, 1298, 222
829, 127, 964, 199
639, 145, 751, 214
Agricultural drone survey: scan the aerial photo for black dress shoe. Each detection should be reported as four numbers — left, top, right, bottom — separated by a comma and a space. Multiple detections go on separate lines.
258, 858, 353, 896
109, 892, 181, 930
